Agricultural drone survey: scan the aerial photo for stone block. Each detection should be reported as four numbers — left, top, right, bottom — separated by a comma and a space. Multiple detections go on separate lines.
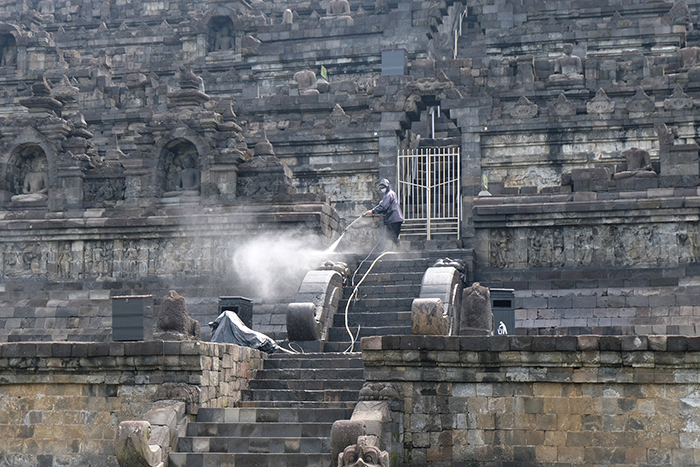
411, 298, 449, 336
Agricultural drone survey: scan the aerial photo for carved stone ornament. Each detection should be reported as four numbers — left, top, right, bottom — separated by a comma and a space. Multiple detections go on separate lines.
509, 95, 538, 119
663, 84, 693, 111
154, 290, 201, 341
326, 103, 351, 128
338, 435, 390, 467
549, 93, 576, 117
626, 87, 655, 114
670, 0, 694, 27
116, 421, 163, 467
678, 46, 700, 70
293, 70, 319, 95
587, 88, 615, 114
358, 382, 402, 401
154, 383, 200, 414
461, 282, 493, 335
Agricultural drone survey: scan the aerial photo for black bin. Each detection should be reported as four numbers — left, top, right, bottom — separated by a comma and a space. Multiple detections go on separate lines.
490, 288, 515, 335
218, 296, 253, 329
112, 295, 153, 341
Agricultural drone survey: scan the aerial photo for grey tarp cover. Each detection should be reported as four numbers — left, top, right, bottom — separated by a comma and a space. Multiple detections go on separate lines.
210, 310, 278, 354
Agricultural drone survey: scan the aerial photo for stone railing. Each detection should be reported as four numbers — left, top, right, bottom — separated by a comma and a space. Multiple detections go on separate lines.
362, 334, 700, 466
0, 340, 264, 467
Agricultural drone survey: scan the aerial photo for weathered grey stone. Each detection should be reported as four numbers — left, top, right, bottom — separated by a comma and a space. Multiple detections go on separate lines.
115, 421, 163, 467
411, 298, 449, 336
286, 302, 320, 341
460, 283, 492, 335
154, 291, 200, 341
330, 420, 366, 467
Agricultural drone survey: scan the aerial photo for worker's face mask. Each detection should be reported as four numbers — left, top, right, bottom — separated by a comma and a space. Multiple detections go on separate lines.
379, 187, 386, 194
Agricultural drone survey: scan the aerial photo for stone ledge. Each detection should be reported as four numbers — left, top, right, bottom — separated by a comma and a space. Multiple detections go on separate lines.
0, 340, 263, 365
361, 334, 690, 353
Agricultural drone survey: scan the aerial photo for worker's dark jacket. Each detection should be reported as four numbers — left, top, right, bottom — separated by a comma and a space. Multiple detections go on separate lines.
371, 179, 404, 225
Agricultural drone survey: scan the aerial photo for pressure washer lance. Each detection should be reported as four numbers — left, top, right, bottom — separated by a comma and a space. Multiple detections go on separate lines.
326, 212, 367, 253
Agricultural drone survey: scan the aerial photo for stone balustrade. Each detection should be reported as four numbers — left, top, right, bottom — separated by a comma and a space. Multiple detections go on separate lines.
0, 340, 264, 467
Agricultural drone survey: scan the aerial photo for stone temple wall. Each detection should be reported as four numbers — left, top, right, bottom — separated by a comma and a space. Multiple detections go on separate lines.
0, 0, 444, 342
363, 334, 700, 466
472, 188, 700, 334
0, 0, 696, 337
0, 340, 264, 467
441, 0, 700, 334
0, 202, 337, 343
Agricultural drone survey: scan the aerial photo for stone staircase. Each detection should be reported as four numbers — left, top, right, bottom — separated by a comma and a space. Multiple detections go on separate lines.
169, 250, 450, 466
323, 252, 429, 352
169, 353, 362, 467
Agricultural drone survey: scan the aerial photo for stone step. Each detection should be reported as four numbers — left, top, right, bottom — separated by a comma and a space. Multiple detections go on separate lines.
178, 435, 330, 454
332, 311, 412, 327
195, 407, 354, 424
250, 368, 365, 382
186, 421, 333, 438
259, 353, 363, 370
343, 271, 424, 286
337, 297, 414, 312
350, 255, 432, 271
247, 378, 365, 391
340, 284, 421, 297
241, 388, 360, 403
318, 341, 366, 353
328, 325, 412, 342
237, 400, 356, 410
168, 451, 331, 467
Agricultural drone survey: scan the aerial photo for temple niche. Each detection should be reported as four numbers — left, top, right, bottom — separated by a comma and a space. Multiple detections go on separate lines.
159, 139, 202, 199
208, 16, 235, 53
0, 33, 16, 69
7, 144, 49, 204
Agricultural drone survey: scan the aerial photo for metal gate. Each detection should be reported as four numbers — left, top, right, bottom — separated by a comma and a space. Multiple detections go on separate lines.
397, 146, 461, 240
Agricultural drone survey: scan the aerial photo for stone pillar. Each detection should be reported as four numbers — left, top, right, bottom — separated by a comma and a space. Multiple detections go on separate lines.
656, 123, 700, 188
448, 97, 492, 246
209, 164, 238, 203
56, 160, 85, 210
378, 111, 410, 184
122, 159, 158, 202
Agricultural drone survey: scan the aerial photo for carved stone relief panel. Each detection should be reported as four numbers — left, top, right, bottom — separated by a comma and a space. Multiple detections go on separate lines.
0, 237, 237, 280
487, 223, 699, 269
84, 178, 126, 206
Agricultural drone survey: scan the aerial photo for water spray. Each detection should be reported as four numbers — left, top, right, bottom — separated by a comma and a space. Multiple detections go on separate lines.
326, 212, 367, 253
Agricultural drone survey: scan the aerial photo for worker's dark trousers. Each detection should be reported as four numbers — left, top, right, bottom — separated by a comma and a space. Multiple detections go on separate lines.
384, 222, 402, 246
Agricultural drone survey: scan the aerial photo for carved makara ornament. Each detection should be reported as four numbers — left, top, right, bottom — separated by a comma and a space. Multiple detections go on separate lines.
338, 435, 389, 467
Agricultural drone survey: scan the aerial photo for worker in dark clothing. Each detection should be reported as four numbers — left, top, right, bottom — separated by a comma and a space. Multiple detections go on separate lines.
365, 178, 404, 248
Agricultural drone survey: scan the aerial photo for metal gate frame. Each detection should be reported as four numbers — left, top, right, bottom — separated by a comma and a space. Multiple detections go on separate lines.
397, 146, 461, 240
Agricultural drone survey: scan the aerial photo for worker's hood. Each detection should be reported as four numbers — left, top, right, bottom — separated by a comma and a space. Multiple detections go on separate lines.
378, 178, 391, 190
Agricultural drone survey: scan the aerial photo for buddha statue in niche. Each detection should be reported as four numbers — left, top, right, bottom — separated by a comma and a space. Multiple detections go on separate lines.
214, 25, 233, 51
163, 154, 201, 197
12, 158, 49, 202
